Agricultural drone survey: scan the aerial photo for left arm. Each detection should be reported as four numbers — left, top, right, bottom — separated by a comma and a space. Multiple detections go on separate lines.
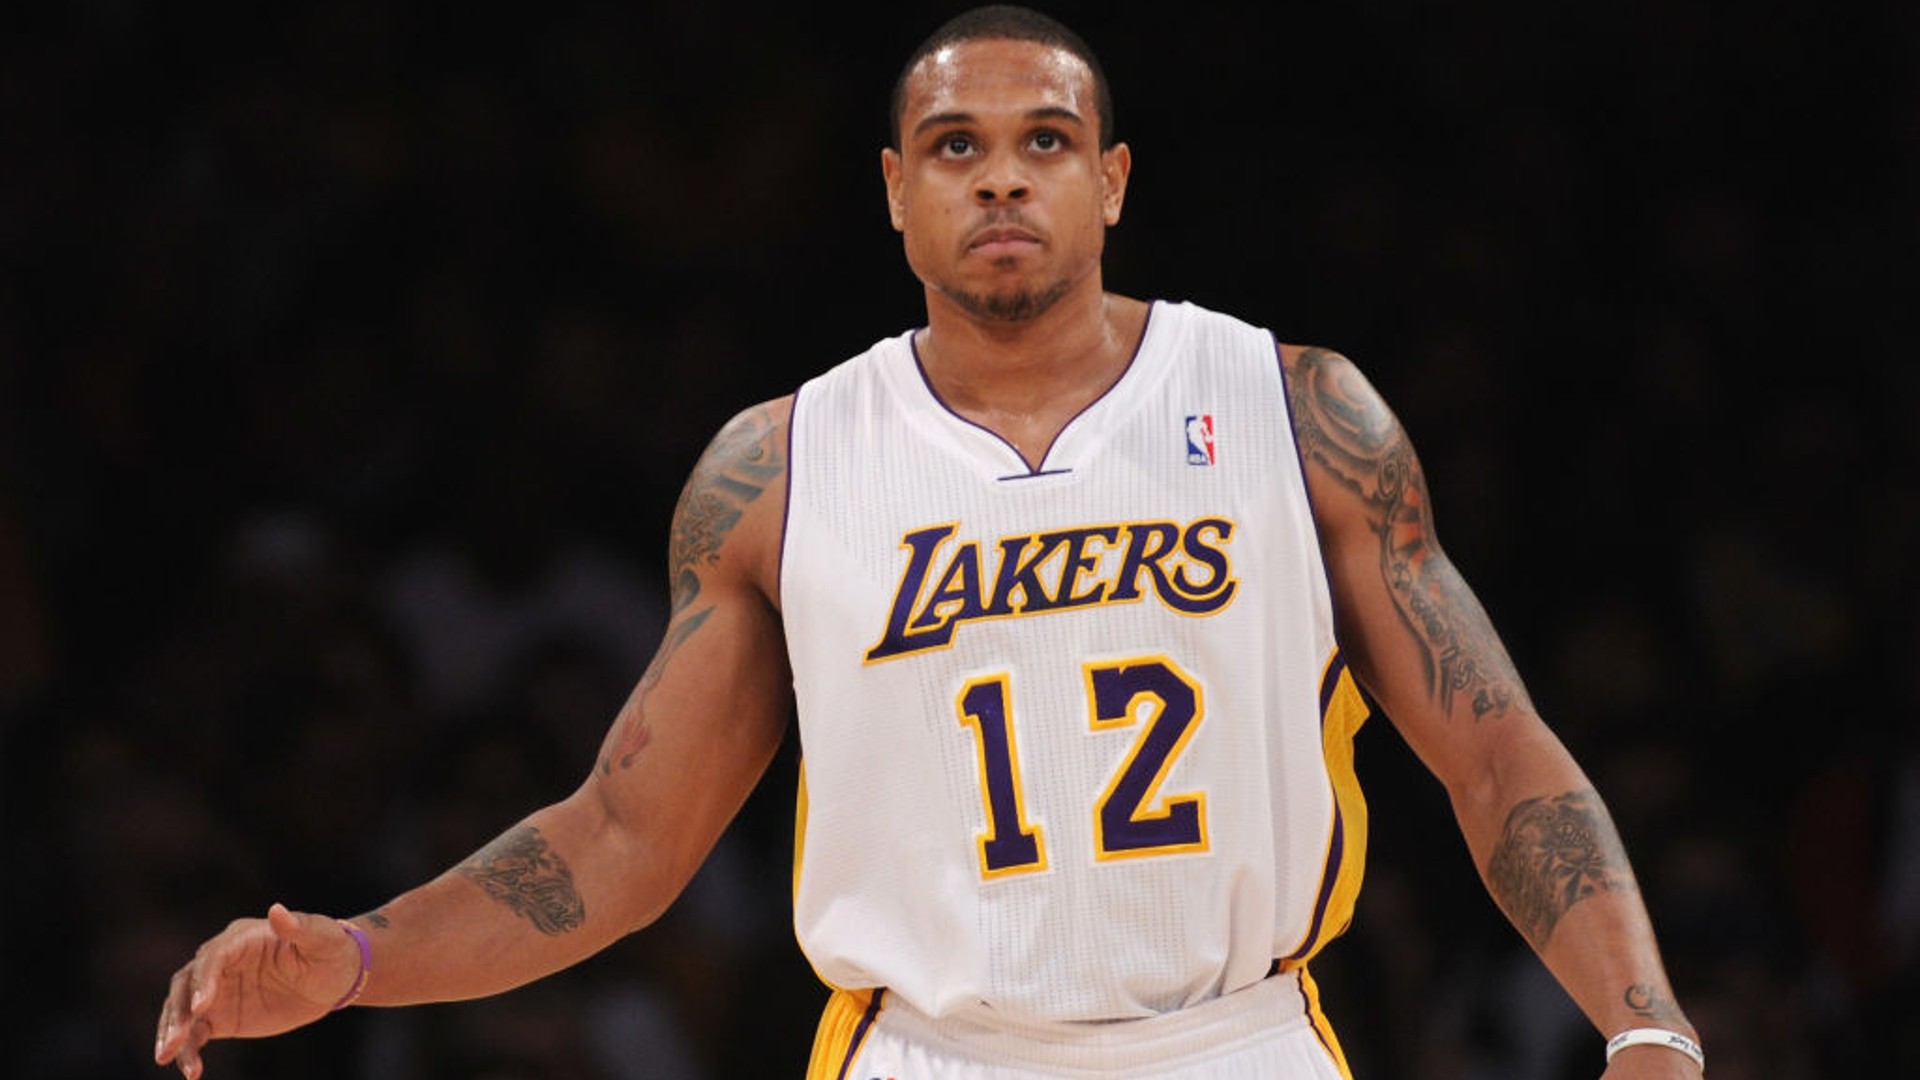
1284, 343, 1702, 1078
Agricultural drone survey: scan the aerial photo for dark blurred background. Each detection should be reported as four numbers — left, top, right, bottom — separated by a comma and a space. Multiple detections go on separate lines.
4, 2, 1915, 1078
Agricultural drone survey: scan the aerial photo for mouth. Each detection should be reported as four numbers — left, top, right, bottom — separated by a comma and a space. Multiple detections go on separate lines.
966, 224, 1042, 256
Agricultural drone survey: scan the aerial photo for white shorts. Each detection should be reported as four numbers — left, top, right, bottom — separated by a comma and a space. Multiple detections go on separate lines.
805, 967, 1353, 1080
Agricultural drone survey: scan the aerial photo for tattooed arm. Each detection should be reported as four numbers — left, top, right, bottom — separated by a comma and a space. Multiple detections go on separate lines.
356, 398, 794, 1002
1283, 345, 1700, 1074
157, 400, 795, 1077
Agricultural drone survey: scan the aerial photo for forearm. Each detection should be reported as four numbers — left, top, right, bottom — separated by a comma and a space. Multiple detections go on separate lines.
1455, 737, 1696, 1045
350, 789, 666, 1006
343, 578, 792, 1007
1528, 875, 1696, 1043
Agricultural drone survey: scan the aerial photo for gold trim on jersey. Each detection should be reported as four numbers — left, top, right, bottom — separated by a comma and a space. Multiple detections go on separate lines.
1280, 653, 1372, 966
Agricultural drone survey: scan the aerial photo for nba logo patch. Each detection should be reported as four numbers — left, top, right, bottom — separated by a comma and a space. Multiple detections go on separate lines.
1185, 414, 1216, 465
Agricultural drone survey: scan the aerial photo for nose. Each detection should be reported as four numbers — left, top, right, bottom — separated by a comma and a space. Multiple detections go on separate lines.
974, 151, 1030, 204
975, 178, 1030, 203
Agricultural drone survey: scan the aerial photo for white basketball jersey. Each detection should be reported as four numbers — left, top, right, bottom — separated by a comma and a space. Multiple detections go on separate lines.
780, 299, 1371, 1027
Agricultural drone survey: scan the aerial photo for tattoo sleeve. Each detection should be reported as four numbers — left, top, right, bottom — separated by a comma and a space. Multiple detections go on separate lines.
1289, 347, 1530, 720
598, 404, 785, 775
456, 825, 587, 935
1486, 788, 1637, 950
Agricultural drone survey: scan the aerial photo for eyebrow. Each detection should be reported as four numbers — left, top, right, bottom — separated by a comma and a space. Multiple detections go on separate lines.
911, 105, 1086, 139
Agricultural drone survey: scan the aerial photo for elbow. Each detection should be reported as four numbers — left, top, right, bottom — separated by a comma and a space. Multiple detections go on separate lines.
568, 777, 689, 936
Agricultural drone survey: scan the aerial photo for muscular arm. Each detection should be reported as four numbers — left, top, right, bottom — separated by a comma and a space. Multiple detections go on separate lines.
159, 400, 797, 1076
334, 401, 796, 1006
1285, 345, 1698, 1066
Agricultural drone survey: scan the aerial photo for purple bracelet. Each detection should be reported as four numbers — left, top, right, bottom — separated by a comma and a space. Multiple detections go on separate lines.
330, 920, 372, 1011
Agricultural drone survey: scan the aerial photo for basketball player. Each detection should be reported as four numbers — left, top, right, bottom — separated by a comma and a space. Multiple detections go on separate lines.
156, 6, 1704, 1077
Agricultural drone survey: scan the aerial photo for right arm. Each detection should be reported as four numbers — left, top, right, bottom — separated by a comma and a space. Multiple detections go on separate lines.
156, 398, 796, 1077
1284, 346, 1700, 1076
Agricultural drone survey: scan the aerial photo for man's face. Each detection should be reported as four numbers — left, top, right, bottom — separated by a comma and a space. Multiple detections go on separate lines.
883, 38, 1129, 323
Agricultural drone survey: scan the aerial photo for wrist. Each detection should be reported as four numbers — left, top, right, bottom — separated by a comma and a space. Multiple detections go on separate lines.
330, 920, 373, 1011
1605, 1027, 1704, 1071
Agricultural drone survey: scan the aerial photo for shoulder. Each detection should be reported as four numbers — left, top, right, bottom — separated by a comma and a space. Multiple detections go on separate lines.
687, 396, 791, 493
1274, 343, 1425, 547
1277, 343, 1402, 463
712, 395, 794, 441
671, 396, 793, 603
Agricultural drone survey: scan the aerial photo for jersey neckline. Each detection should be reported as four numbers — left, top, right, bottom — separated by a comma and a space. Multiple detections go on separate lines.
891, 299, 1186, 481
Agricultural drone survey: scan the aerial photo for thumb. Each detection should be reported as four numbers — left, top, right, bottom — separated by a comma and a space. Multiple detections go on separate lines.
266, 903, 367, 1006
265, 903, 352, 957
264, 902, 315, 942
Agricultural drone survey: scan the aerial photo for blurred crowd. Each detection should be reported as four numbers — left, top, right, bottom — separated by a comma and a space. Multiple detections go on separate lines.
4, 3, 1915, 1078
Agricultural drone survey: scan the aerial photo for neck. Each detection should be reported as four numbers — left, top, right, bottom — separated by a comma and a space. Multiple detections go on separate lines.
921, 283, 1129, 403
916, 286, 1149, 467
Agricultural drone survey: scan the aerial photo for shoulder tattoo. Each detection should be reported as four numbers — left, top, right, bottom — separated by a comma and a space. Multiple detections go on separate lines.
1289, 347, 1530, 721
456, 825, 587, 935
668, 402, 786, 617
1486, 788, 1636, 950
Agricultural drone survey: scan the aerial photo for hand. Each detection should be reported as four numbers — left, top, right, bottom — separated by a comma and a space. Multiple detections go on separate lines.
154, 903, 363, 1079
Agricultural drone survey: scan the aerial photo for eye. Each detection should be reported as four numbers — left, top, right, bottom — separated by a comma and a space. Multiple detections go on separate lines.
1031, 130, 1066, 153
938, 133, 975, 158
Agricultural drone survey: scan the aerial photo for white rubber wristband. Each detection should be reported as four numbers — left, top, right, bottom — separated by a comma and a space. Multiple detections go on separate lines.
1605, 1027, 1705, 1070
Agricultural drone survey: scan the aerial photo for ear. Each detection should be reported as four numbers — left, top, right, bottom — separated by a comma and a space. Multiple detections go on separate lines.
1101, 142, 1132, 226
881, 147, 907, 232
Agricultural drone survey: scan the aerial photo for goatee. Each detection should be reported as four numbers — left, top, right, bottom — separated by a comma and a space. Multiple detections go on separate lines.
941, 278, 1073, 323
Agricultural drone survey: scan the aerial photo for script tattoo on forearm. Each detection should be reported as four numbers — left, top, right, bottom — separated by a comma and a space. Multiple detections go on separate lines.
598, 404, 784, 774
1486, 789, 1636, 950
1291, 347, 1529, 720
457, 825, 587, 935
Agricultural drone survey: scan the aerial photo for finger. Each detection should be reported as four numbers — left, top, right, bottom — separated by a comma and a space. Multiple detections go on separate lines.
266, 901, 301, 939
268, 901, 349, 956
156, 973, 178, 1059
167, 1015, 208, 1078
265, 901, 340, 958
183, 931, 246, 1020
156, 965, 196, 1062
156, 1007, 182, 1064
188, 959, 214, 1015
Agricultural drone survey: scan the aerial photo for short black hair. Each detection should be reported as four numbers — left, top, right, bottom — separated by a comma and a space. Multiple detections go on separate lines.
888, 5, 1115, 151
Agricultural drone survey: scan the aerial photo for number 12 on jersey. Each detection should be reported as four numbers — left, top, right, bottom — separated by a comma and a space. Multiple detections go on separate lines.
957, 657, 1209, 879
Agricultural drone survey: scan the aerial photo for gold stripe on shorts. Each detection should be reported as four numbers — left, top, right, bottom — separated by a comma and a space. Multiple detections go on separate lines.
805, 986, 885, 1080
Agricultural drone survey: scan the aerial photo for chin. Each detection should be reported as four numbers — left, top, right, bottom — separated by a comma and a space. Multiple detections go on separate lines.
947, 279, 1072, 323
